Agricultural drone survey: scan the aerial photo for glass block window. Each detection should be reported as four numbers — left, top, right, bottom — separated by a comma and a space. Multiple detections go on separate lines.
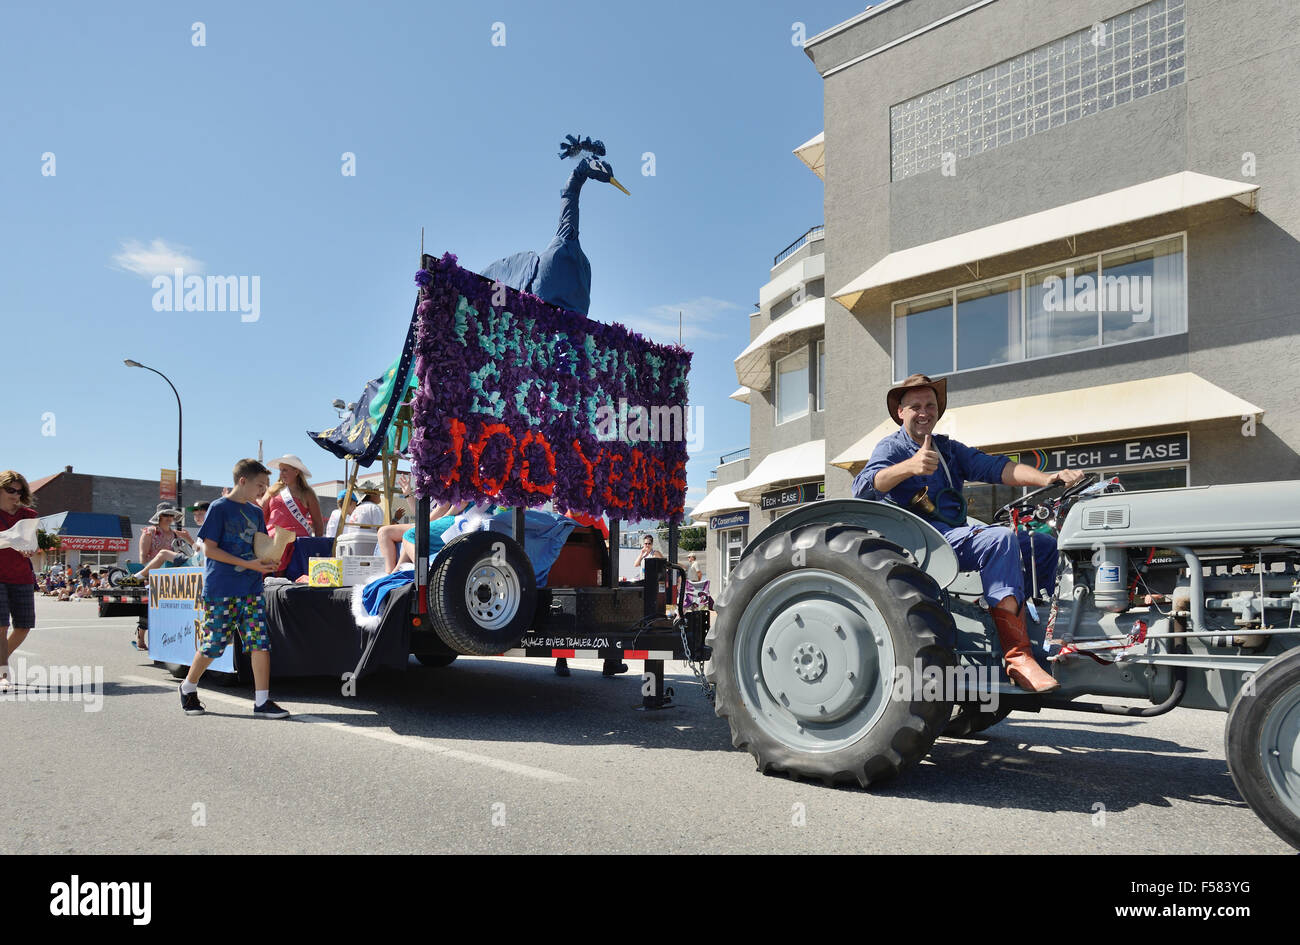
890, 0, 1185, 181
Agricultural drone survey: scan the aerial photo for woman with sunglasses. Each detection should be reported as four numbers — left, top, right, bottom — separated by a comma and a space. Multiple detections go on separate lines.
0, 471, 38, 693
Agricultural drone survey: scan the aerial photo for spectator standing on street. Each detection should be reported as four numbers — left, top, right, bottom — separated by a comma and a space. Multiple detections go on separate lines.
0, 471, 39, 694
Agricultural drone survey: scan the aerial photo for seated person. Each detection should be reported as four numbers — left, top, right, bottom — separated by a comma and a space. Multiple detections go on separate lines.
380, 500, 473, 573
336, 487, 385, 556
852, 374, 1083, 693
135, 504, 195, 578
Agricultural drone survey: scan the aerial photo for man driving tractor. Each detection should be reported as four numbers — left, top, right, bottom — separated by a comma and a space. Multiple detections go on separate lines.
852, 374, 1084, 693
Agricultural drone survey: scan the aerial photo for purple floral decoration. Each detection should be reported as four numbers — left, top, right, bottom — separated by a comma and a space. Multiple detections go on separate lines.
409, 253, 692, 522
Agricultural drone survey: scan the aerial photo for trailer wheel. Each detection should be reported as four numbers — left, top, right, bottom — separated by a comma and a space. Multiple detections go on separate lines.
414, 651, 458, 667
429, 530, 537, 656
1226, 649, 1300, 851
707, 523, 956, 787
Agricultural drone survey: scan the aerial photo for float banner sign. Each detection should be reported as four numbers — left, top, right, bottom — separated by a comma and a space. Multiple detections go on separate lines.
1007, 433, 1188, 473
410, 253, 692, 522
147, 567, 234, 673
160, 469, 177, 503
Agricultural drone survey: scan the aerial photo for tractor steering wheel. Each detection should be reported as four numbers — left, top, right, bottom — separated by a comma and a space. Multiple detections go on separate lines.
993, 473, 1100, 525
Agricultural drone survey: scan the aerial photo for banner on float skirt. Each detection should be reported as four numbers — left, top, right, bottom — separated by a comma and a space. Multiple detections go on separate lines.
147, 567, 235, 673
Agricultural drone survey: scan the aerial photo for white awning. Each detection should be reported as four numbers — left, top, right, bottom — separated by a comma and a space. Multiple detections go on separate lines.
729, 386, 752, 404
794, 131, 825, 180
733, 440, 826, 503
830, 373, 1264, 473
689, 483, 747, 522
734, 297, 826, 390
833, 172, 1260, 310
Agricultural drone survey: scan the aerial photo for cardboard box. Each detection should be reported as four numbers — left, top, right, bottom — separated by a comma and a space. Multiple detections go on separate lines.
308, 558, 343, 588
342, 556, 386, 587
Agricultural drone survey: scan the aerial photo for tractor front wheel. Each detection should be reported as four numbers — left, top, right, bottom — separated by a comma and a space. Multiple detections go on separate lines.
1226, 648, 1300, 851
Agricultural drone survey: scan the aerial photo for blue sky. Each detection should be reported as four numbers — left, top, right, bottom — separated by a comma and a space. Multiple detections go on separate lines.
1, 0, 860, 512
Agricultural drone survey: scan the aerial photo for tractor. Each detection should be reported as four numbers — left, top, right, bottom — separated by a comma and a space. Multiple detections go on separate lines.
707, 474, 1300, 850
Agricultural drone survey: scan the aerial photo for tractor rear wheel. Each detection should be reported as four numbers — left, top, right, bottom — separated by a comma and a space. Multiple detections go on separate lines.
1226, 648, 1300, 851
707, 523, 956, 787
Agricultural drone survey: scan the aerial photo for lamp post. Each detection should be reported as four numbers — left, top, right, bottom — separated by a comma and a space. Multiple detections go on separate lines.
125, 359, 183, 518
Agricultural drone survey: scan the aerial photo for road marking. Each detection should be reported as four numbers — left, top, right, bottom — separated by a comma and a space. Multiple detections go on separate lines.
122, 675, 576, 784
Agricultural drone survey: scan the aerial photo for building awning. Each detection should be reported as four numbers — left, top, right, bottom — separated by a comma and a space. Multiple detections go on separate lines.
832, 172, 1260, 310
689, 483, 747, 523
830, 373, 1263, 474
733, 440, 826, 503
794, 131, 825, 180
734, 297, 826, 390
729, 386, 752, 404
38, 512, 132, 538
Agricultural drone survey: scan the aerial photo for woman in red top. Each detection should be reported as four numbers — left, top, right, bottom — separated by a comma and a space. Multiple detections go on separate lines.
0, 470, 39, 692
259, 455, 323, 575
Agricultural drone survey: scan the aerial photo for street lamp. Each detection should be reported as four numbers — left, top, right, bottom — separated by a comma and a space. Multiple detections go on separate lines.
125, 359, 183, 518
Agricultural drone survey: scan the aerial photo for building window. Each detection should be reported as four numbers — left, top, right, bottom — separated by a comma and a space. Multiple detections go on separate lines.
890, 0, 1186, 181
894, 292, 953, 379
893, 233, 1186, 381
816, 340, 826, 411
958, 277, 1022, 370
775, 346, 810, 424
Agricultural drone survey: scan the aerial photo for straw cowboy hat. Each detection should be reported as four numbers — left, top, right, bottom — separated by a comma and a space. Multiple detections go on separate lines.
148, 502, 182, 524
354, 479, 383, 495
886, 373, 948, 425
268, 454, 313, 480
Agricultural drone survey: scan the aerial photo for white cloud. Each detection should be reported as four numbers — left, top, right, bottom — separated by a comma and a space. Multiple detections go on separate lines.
112, 239, 204, 277
615, 296, 740, 344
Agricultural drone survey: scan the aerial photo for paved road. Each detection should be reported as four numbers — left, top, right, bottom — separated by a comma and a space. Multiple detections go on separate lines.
3, 597, 1291, 854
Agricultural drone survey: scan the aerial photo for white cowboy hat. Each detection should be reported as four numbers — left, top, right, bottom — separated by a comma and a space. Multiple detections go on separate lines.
149, 502, 182, 524
268, 454, 313, 480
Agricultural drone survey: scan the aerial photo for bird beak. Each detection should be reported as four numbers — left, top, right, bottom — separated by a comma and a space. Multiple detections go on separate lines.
608, 175, 631, 196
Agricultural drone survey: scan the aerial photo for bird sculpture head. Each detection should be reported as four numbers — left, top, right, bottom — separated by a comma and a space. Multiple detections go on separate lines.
560, 134, 631, 195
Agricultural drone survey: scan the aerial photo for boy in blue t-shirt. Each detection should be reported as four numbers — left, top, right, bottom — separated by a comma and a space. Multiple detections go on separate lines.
179, 458, 290, 719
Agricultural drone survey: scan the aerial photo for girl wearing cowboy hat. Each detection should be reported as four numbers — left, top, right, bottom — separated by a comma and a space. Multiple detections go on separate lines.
259, 455, 324, 574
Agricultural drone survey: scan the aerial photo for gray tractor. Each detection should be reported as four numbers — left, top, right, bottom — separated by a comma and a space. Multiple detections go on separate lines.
707, 475, 1300, 850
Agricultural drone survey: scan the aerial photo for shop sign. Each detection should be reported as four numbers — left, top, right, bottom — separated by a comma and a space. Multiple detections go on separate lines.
709, 510, 749, 530
58, 536, 130, 552
1008, 433, 1188, 473
759, 481, 824, 512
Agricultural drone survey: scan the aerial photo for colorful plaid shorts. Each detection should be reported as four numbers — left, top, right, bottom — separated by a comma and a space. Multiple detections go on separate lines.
199, 594, 269, 657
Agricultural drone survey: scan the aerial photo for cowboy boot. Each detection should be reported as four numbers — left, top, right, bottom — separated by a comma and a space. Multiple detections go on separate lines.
991, 604, 1059, 693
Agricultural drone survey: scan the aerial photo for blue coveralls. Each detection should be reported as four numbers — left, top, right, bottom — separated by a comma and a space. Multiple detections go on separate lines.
852, 427, 1056, 607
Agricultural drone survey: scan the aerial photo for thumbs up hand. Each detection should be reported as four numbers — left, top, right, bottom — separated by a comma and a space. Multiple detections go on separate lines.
913, 434, 940, 476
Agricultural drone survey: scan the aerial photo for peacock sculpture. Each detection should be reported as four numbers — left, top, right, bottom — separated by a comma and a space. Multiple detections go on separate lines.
480, 134, 629, 316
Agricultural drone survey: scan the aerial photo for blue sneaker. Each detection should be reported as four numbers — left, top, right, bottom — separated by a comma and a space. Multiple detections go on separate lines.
253, 700, 290, 719
179, 684, 204, 716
